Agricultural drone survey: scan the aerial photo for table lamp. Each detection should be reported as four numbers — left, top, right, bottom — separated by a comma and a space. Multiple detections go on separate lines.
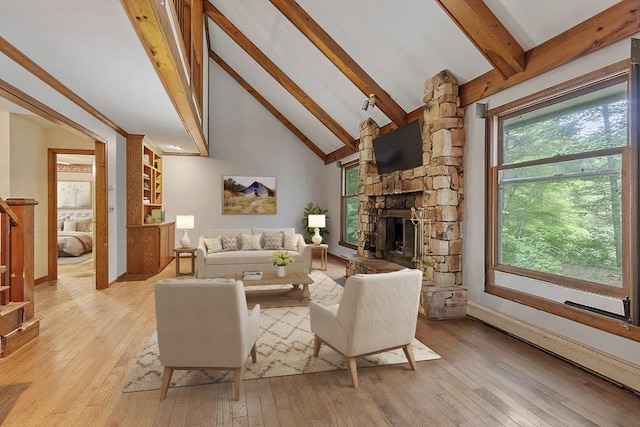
308, 214, 326, 244
176, 215, 195, 247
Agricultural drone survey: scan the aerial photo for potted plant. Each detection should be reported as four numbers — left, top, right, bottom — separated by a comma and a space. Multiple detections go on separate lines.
301, 202, 329, 243
270, 250, 295, 277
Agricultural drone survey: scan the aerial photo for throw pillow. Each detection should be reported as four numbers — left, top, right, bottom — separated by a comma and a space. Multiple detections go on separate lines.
241, 233, 262, 250
283, 233, 298, 251
203, 236, 223, 254
63, 220, 77, 232
263, 232, 283, 250
221, 235, 240, 251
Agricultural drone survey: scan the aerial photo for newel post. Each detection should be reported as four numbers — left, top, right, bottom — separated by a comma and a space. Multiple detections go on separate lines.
6, 198, 38, 320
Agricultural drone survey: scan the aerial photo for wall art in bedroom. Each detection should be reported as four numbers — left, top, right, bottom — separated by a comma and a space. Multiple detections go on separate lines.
222, 176, 276, 215
58, 180, 92, 208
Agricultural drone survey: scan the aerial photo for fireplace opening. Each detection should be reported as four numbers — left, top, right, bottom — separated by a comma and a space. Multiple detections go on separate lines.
377, 212, 415, 268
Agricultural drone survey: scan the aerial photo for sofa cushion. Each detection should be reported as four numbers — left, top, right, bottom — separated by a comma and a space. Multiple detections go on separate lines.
203, 250, 303, 265
221, 235, 240, 251
204, 236, 223, 254
241, 233, 262, 250
283, 233, 298, 251
263, 232, 283, 250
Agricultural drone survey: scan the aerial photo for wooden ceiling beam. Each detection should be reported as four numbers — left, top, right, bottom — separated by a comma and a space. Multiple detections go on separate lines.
205, 2, 358, 151
0, 36, 127, 137
459, 0, 640, 106
329, 0, 639, 163
270, 0, 408, 127
209, 49, 327, 161
436, 0, 525, 79
121, 0, 209, 156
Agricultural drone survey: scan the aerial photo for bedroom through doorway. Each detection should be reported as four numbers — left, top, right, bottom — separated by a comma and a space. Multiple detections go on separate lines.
55, 152, 95, 278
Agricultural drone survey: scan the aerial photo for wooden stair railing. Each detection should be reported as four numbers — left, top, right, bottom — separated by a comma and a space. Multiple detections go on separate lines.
0, 197, 40, 358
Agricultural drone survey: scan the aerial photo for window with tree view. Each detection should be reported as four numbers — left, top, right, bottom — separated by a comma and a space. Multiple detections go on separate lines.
494, 76, 629, 297
341, 162, 359, 247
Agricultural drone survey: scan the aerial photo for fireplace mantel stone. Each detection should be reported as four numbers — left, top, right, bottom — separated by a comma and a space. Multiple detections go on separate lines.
354, 70, 467, 318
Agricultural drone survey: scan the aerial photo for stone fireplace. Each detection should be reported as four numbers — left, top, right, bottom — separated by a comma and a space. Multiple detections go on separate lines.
348, 70, 466, 318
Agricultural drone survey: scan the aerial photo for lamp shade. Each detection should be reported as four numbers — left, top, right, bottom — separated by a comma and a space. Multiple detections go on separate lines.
308, 214, 326, 228
175, 215, 194, 230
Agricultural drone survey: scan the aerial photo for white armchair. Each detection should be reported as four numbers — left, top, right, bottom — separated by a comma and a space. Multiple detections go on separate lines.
154, 278, 261, 401
309, 269, 423, 387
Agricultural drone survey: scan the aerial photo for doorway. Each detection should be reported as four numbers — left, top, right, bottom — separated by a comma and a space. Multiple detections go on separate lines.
48, 145, 108, 290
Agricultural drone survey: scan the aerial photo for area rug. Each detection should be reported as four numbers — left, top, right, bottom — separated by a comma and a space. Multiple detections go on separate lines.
57, 252, 92, 265
122, 270, 441, 393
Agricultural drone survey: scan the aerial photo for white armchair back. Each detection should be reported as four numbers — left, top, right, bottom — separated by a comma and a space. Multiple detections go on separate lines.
154, 278, 261, 400
309, 268, 423, 387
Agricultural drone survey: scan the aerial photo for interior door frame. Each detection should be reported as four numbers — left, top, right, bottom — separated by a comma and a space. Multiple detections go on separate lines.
47, 146, 108, 290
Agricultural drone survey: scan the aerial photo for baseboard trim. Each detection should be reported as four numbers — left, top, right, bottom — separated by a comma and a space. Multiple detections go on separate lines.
467, 301, 640, 393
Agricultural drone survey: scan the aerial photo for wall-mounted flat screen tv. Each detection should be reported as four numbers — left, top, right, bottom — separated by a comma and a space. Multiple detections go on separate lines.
373, 120, 423, 175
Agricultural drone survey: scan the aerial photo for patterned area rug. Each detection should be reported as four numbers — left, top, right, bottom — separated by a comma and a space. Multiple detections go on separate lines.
57, 252, 92, 265
122, 270, 440, 393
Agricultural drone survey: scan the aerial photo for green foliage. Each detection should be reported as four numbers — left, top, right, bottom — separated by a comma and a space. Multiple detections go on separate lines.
301, 202, 329, 243
498, 88, 626, 288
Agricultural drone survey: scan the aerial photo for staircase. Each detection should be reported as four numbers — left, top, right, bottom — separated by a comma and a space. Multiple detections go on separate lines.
0, 197, 40, 358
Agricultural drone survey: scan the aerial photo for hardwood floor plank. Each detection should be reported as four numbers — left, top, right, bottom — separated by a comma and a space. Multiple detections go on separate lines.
255, 378, 279, 426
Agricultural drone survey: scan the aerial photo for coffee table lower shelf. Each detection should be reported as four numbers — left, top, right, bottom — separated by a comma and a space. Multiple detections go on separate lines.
226, 270, 314, 308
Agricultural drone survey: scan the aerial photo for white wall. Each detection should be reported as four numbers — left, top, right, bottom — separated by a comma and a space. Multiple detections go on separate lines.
0, 112, 9, 196
463, 37, 639, 364
162, 61, 327, 243
9, 115, 48, 278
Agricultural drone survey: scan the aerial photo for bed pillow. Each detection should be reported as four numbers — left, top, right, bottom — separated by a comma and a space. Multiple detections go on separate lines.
75, 218, 93, 232
63, 220, 77, 232
263, 232, 283, 250
283, 233, 298, 251
221, 235, 240, 251
203, 236, 223, 254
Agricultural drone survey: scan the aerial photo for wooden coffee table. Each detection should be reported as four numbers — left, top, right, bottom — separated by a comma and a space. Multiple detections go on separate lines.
226, 270, 314, 306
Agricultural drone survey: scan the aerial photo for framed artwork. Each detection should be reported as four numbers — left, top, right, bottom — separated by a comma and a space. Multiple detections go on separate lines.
57, 180, 92, 208
223, 176, 277, 215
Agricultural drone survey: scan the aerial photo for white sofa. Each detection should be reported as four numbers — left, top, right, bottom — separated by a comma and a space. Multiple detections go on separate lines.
196, 228, 311, 279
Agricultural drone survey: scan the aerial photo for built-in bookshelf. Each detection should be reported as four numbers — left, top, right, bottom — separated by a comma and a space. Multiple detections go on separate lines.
125, 135, 174, 277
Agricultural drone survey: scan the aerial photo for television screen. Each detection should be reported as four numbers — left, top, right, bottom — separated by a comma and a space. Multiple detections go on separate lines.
372, 120, 423, 174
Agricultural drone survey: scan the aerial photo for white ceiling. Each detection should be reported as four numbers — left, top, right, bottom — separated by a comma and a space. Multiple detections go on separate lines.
0, 0, 622, 158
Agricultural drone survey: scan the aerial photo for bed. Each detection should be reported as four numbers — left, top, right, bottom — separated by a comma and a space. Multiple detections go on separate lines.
57, 212, 93, 257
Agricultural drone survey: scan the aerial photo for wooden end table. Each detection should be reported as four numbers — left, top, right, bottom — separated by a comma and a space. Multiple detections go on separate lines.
174, 246, 196, 276
310, 244, 328, 270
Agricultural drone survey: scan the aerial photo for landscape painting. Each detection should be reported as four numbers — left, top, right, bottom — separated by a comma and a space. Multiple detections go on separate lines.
222, 176, 277, 215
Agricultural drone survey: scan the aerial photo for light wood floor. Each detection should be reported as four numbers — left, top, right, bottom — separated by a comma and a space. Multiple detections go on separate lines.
1, 254, 638, 426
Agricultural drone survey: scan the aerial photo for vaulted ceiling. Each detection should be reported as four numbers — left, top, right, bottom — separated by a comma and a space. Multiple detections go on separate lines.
0, 1, 637, 163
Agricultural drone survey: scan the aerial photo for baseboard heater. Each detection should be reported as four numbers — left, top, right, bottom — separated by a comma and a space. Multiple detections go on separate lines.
564, 300, 630, 322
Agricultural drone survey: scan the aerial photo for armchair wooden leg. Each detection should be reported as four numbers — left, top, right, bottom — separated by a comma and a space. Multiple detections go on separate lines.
233, 367, 243, 401
251, 343, 257, 363
347, 357, 358, 388
403, 344, 417, 371
313, 335, 322, 357
160, 366, 174, 400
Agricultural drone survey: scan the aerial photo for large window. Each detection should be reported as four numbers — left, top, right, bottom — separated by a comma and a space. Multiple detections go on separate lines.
341, 161, 359, 248
487, 66, 637, 336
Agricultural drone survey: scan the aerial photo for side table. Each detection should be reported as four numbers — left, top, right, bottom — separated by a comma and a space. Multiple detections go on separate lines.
310, 243, 328, 271
174, 246, 196, 276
